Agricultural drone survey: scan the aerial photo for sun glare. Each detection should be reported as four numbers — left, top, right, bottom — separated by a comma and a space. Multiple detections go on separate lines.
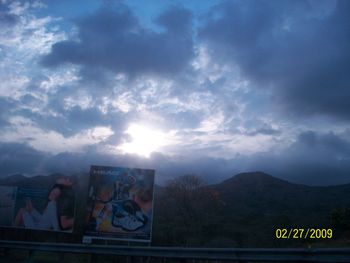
118, 124, 167, 157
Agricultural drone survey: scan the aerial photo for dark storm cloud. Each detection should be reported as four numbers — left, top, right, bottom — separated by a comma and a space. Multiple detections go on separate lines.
0, 142, 46, 176
245, 126, 281, 136
0, 97, 16, 128
41, 3, 194, 76
20, 94, 41, 106
2, 130, 350, 185
293, 131, 350, 155
0, 2, 19, 26
240, 131, 350, 185
16, 86, 131, 138
225, 117, 281, 137
200, 0, 350, 120
77, 66, 117, 92
160, 110, 202, 129
236, 120, 281, 136
155, 4, 193, 35
19, 82, 133, 138
18, 104, 130, 138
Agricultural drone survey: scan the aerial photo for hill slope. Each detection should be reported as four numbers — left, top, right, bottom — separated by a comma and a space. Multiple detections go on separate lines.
214, 171, 350, 224
205, 172, 350, 246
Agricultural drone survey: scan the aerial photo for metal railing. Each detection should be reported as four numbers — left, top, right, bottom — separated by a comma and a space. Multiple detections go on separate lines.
1, 240, 350, 262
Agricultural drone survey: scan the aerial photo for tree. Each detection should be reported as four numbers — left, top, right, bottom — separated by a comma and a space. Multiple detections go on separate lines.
153, 175, 223, 246
331, 208, 350, 233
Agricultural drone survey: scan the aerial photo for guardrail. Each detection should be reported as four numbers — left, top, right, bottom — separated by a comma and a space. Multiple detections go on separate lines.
1, 240, 350, 262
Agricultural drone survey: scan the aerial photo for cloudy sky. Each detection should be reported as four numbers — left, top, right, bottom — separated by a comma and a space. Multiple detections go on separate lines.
0, 0, 349, 185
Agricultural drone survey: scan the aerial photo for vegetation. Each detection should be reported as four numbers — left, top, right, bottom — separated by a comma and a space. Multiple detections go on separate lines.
1, 172, 350, 248
153, 174, 223, 246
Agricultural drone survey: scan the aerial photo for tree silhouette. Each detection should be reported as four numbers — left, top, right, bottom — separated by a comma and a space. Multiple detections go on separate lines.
153, 174, 222, 246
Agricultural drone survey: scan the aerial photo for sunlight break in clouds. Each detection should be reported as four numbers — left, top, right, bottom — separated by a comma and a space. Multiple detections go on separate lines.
118, 123, 175, 158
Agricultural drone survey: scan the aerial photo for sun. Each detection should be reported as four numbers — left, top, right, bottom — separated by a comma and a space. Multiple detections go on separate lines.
118, 123, 166, 157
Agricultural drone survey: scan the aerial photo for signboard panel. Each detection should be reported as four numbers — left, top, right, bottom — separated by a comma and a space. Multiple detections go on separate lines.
0, 177, 76, 232
84, 165, 155, 242
0, 186, 17, 226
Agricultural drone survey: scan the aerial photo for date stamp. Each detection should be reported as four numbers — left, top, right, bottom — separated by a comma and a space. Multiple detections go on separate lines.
275, 228, 333, 239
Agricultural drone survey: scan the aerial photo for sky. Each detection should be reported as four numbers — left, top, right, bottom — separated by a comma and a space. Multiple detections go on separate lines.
0, 0, 350, 185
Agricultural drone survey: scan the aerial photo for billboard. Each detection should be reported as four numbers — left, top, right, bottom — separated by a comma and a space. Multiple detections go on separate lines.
0, 186, 17, 226
84, 166, 155, 242
0, 177, 76, 232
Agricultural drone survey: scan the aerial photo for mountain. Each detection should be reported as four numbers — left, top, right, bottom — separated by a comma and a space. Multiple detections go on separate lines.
0, 173, 80, 188
0, 174, 27, 185
153, 172, 350, 247
1, 173, 55, 187
204, 172, 350, 246
214, 171, 350, 224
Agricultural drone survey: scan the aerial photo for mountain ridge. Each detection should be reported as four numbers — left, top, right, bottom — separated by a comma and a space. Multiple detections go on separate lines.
2, 171, 350, 187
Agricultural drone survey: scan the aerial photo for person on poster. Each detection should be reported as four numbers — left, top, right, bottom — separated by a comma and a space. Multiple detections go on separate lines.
56, 177, 75, 230
133, 187, 153, 232
13, 176, 75, 231
13, 185, 61, 230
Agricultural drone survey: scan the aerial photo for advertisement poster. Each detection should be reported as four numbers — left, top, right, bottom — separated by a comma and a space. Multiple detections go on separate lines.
0, 176, 76, 232
0, 186, 17, 226
84, 165, 155, 242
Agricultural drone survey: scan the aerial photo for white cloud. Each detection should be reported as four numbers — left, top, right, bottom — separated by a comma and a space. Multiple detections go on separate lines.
63, 92, 93, 111
2, 116, 114, 153
0, 1, 67, 99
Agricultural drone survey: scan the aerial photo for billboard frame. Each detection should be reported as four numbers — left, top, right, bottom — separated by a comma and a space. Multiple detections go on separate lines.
83, 165, 155, 243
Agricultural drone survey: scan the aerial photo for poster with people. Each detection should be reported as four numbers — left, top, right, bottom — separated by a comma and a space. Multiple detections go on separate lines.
0, 186, 17, 226
0, 176, 76, 232
84, 165, 155, 242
